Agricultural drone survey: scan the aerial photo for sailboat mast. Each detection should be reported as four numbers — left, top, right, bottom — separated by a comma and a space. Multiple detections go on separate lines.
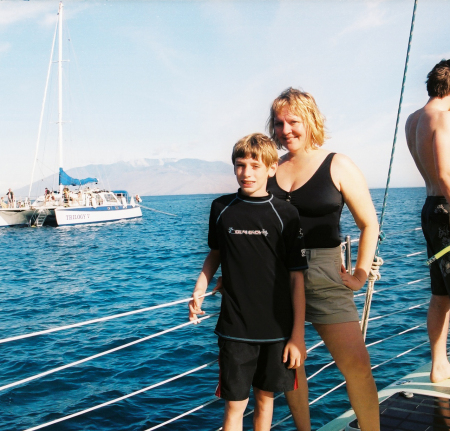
58, 1, 64, 193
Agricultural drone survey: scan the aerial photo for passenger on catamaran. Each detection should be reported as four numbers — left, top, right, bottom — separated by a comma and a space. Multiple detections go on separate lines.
189, 133, 308, 431
267, 88, 380, 431
6, 188, 14, 208
405, 59, 450, 384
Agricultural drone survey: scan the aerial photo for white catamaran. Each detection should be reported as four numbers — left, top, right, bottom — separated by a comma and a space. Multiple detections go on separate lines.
24, 2, 142, 227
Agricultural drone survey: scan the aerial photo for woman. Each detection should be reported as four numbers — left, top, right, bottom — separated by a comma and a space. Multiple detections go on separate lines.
267, 88, 380, 431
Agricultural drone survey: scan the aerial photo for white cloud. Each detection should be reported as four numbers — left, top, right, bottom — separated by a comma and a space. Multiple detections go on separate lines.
0, 3, 55, 26
421, 53, 450, 62
0, 42, 11, 54
338, 1, 389, 37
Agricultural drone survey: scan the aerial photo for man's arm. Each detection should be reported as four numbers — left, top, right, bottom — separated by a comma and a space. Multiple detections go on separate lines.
188, 249, 221, 323
433, 112, 450, 203
283, 270, 306, 369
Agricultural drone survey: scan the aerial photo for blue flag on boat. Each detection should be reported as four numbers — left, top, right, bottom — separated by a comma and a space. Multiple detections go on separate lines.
59, 168, 98, 186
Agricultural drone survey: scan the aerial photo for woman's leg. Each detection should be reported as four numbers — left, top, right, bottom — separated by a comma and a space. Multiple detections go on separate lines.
253, 388, 274, 431
223, 399, 249, 431
284, 364, 311, 431
313, 321, 380, 431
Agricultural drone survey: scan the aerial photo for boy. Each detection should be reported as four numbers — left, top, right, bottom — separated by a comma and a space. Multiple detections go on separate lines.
189, 133, 308, 431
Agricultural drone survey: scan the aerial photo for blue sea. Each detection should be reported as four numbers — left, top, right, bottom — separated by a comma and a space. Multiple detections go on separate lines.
0, 188, 431, 431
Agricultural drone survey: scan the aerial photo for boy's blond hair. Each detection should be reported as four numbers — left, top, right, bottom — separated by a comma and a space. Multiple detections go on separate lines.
267, 87, 328, 150
231, 133, 278, 168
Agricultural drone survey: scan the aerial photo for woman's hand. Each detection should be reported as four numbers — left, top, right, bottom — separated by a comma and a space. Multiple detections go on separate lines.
339, 264, 367, 291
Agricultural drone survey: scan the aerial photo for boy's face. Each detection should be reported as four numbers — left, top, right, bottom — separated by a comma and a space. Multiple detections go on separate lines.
234, 156, 277, 197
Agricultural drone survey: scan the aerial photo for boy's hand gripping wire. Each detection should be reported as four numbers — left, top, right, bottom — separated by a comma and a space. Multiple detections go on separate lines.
188, 291, 216, 324
188, 292, 206, 324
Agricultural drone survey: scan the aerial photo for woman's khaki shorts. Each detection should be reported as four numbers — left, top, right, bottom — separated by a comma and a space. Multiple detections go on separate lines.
304, 246, 359, 324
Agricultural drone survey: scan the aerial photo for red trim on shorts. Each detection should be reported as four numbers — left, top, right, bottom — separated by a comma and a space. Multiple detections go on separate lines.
215, 354, 222, 398
294, 368, 299, 390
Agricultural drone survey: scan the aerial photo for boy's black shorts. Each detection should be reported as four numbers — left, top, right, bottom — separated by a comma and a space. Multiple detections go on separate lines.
215, 337, 298, 401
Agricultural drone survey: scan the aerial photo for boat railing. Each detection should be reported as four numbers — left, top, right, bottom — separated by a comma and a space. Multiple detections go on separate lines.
2, 226, 431, 430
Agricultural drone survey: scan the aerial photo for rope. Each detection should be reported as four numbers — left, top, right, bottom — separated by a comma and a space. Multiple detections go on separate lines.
0, 312, 219, 393
361, 256, 384, 338
0, 292, 215, 345
23, 359, 218, 431
139, 204, 178, 217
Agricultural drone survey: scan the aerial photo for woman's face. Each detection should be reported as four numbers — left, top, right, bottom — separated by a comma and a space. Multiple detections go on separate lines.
273, 107, 308, 152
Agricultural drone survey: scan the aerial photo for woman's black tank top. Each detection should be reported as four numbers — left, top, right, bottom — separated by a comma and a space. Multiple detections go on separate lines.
267, 153, 344, 249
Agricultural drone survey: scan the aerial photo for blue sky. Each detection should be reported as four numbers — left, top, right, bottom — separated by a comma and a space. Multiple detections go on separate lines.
1, 0, 450, 193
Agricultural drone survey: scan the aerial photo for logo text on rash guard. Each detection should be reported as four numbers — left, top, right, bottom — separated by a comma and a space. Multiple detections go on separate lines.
228, 227, 268, 237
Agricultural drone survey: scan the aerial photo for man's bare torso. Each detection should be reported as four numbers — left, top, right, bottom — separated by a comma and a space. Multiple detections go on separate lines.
406, 100, 450, 197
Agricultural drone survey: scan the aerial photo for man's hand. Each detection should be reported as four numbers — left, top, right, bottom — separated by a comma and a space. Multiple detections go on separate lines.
283, 337, 307, 369
339, 264, 366, 291
188, 292, 205, 324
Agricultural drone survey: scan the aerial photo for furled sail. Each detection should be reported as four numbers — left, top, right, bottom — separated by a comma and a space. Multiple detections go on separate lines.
59, 168, 98, 186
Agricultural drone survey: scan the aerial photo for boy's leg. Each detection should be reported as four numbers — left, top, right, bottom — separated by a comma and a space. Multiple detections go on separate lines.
223, 399, 249, 431
253, 388, 274, 431
285, 364, 311, 431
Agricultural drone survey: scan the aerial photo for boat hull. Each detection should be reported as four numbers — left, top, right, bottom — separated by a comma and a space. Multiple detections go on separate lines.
54, 205, 142, 226
0, 209, 34, 227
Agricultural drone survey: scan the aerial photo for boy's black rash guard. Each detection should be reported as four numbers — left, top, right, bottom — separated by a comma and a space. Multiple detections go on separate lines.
209, 190, 308, 343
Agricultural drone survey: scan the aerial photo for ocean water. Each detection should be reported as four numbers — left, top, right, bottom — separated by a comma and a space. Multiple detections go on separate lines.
0, 188, 431, 431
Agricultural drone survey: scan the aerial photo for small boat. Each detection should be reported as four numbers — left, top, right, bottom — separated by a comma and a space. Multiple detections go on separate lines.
0, 207, 34, 227
26, 2, 142, 227
29, 186, 142, 227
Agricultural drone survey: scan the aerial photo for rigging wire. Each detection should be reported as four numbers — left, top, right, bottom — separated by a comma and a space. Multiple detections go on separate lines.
377, 0, 418, 240
23, 359, 219, 431
360, 0, 419, 337
0, 312, 219, 393
353, 277, 429, 298
106, 322, 429, 431
0, 292, 215, 345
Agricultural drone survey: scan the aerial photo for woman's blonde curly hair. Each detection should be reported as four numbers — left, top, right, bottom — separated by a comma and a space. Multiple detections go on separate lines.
267, 87, 328, 150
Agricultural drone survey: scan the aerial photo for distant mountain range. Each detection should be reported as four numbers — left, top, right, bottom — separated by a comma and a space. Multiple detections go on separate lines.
15, 158, 238, 197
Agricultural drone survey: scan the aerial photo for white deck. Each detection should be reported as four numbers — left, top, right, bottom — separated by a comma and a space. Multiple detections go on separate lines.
317, 361, 450, 431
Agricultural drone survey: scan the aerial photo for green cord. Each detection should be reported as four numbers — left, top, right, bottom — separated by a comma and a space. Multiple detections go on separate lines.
426, 245, 450, 265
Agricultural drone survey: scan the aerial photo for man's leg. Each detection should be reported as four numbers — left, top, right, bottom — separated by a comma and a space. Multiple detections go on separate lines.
253, 388, 274, 431
223, 399, 248, 431
428, 294, 450, 383
284, 364, 311, 431
314, 321, 380, 431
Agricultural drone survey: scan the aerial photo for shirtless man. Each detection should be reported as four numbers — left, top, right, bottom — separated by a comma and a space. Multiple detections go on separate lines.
406, 59, 450, 383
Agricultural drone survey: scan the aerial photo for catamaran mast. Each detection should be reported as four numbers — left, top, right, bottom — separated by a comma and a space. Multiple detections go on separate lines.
28, 5, 59, 200
58, 1, 64, 195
